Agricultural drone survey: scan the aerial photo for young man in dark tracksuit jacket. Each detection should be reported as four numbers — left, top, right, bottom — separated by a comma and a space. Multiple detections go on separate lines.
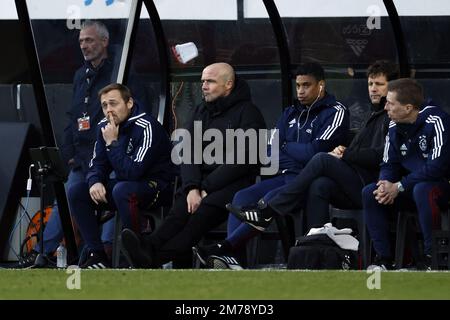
67, 84, 175, 268
363, 78, 450, 270
236, 61, 398, 233
193, 63, 350, 266
121, 62, 266, 268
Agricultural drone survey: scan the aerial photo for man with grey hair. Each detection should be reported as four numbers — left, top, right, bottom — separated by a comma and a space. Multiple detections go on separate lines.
62, 19, 113, 176
78, 20, 109, 69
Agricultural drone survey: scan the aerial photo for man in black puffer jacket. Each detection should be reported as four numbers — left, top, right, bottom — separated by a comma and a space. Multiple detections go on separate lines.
226, 60, 399, 235
121, 62, 266, 268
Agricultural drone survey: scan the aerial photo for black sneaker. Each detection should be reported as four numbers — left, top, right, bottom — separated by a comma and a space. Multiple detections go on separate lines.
121, 228, 153, 268
193, 241, 230, 266
416, 254, 432, 271
14, 250, 39, 269
79, 251, 111, 269
206, 255, 243, 270
367, 255, 394, 271
226, 199, 273, 231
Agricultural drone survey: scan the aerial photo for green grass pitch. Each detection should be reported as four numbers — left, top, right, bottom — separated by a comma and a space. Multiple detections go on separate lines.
0, 269, 449, 300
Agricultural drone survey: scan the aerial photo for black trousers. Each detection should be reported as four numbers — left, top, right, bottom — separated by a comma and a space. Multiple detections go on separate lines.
148, 191, 229, 266
268, 152, 373, 230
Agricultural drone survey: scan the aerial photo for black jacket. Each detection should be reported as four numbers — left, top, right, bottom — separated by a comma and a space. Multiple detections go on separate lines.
342, 98, 390, 184
180, 78, 266, 206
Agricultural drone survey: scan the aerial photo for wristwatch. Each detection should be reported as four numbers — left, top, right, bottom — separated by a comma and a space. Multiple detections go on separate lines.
106, 140, 119, 151
397, 182, 405, 192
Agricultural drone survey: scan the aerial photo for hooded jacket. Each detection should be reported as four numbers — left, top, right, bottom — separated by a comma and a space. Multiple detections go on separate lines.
180, 77, 266, 196
380, 104, 450, 191
272, 93, 349, 173
86, 100, 176, 189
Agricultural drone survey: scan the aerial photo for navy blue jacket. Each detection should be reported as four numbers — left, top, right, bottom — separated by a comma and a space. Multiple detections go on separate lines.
271, 93, 349, 173
86, 101, 176, 188
381, 105, 450, 190
61, 55, 149, 174
61, 58, 115, 173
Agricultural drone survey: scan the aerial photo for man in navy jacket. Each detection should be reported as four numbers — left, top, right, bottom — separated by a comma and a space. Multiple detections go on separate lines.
363, 78, 450, 270
67, 83, 175, 268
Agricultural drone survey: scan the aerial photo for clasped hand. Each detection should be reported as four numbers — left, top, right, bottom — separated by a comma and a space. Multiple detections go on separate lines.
328, 145, 346, 159
373, 180, 399, 205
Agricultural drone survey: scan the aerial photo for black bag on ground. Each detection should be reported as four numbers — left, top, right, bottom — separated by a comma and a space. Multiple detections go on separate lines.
287, 233, 357, 270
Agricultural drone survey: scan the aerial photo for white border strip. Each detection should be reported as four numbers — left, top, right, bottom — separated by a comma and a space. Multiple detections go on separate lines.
116, 0, 138, 84
3, 0, 450, 20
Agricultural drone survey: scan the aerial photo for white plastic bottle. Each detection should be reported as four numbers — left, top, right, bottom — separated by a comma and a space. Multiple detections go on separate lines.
56, 244, 67, 268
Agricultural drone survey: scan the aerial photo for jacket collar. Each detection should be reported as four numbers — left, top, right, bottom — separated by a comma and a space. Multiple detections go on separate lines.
203, 77, 251, 117
395, 105, 438, 137
121, 101, 146, 129
83, 55, 111, 72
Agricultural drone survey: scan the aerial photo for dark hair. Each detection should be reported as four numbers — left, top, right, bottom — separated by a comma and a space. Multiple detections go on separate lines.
98, 83, 132, 102
387, 78, 424, 109
367, 60, 399, 81
295, 62, 325, 82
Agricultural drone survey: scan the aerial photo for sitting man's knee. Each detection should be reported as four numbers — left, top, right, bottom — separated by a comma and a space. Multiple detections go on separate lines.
308, 177, 334, 197
412, 182, 430, 199
412, 182, 444, 203
362, 183, 377, 200
232, 189, 250, 206
67, 181, 89, 202
311, 152, 330, 162
112, 181, 129, 200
